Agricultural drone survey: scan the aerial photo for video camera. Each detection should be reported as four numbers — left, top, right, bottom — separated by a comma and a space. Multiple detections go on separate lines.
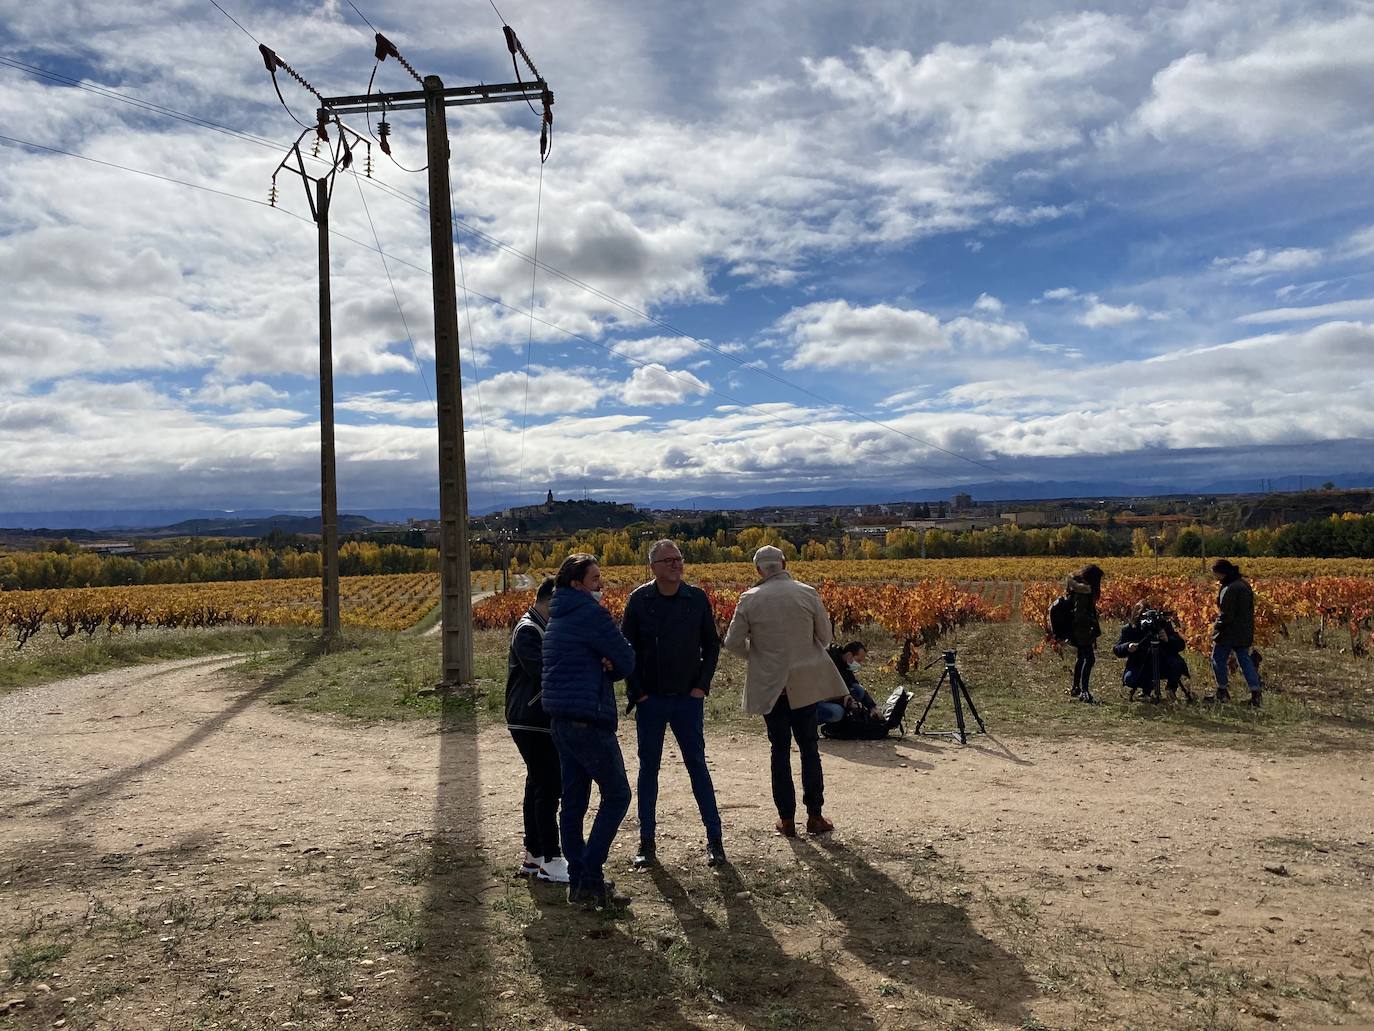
1136, 608, 1170, 636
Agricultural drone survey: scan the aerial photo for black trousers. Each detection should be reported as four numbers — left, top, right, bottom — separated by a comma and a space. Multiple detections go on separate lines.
763, 692, 824, 820
1073, 644, 1095, 695
511, 728, 562, 859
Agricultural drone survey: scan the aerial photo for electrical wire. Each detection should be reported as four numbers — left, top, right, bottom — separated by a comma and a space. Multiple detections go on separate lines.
343, 0, 379, 34
516, 159, 545, 505
207, 0, 262, 46
0, 52, 980, 473
351, 170, 435, 411
0, 130, 990, 475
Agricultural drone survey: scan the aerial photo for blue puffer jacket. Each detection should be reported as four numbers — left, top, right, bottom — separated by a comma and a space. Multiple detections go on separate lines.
541, 587, 636, 728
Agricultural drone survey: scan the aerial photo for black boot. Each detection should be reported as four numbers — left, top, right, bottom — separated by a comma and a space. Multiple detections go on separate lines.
706, 838, 727, 867
632, 841, 656, 870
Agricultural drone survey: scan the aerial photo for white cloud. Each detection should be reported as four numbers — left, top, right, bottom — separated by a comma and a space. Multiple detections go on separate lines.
1236, 297, 1374, 325
608, 335, 704, 364
1135, 14, 1374, 146
806, 12, 1139, 162
621, 364, 710, 406
778, 300, 948, 369
1077, 299, 1145, 327
1212, 247, 1323, 280
777, 299, 1031, 368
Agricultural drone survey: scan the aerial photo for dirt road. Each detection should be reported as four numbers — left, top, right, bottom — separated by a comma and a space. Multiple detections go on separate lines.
1, 657, 1371, 1030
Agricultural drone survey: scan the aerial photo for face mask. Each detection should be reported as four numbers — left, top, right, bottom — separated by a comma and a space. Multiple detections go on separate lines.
591, 590, 603, 602
848, 662, 862, 673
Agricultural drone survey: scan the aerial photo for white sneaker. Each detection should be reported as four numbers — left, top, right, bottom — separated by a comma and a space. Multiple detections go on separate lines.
517, 852, 543, 878
537, 857, 570, 884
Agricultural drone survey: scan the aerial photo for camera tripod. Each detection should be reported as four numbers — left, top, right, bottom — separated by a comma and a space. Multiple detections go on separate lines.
1130, 636, 1196, 705
914, 649, 987, 744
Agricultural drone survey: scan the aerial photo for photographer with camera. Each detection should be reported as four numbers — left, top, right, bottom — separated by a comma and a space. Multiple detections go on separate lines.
1112, 600, 1192, 703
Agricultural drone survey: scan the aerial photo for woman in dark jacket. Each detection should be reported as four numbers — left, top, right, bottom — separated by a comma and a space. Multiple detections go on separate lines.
1065, 564, 1103, 702
506, 576, 566, 883
1209, 559, 1262, 706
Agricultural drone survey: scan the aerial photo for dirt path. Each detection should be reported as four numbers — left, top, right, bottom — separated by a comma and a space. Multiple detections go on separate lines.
1, 659, 1371, 1030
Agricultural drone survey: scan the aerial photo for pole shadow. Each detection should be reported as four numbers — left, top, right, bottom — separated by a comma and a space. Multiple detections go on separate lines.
26, 650, 320, 821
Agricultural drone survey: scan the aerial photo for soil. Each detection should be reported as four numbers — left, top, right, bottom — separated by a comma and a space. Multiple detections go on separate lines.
1, 655, 1372, 1030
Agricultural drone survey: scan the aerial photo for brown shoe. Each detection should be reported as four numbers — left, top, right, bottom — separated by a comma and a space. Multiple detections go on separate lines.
774, 818, 796, 838
806, 814, 834, 835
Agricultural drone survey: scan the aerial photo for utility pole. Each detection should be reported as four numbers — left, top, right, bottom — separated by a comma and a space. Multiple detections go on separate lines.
319, 47, 552, 691
272, 123, 360, 644
316, 175, 341, 641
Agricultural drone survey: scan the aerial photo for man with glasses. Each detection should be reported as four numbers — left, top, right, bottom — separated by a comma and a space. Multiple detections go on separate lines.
620, 539, 725, 869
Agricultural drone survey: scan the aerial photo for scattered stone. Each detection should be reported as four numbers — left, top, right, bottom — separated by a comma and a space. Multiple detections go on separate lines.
1201, 908, 1221, 916
302, 988, 321, 1001
499, 989, 516, 999
1263, 864, 1290, 877
335, 994, 355, 1009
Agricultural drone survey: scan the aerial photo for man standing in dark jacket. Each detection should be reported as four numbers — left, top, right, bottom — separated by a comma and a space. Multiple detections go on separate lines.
1208, 559, 1262, 707
505, 576, 568, 884
621, 540, 724, 870
542, 554, 637, 909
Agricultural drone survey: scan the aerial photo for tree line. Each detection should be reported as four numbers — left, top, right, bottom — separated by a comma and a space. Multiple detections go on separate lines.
3, 512, 1372, 591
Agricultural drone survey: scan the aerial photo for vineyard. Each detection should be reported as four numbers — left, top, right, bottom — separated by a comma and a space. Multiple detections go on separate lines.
5, 556, 1373, 661
0, 574, 442, 645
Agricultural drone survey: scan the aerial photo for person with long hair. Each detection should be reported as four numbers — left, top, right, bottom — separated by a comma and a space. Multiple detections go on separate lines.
1065, 564, 1104, 703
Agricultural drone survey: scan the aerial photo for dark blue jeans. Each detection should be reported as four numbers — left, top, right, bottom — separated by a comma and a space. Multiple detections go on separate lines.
550, 718, 631, 891
1211, 643, 1261, 693
635, 694, 722, 843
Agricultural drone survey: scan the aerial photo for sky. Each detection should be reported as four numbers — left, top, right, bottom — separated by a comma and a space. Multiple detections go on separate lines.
3, 0, 1374, 516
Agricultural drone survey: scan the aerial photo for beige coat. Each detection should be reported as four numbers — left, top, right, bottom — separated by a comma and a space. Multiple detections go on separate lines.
722, 570, 848, 715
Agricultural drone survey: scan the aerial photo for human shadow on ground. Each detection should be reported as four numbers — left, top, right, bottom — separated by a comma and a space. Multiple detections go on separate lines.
821, 737, 938, 771
519, 881, 703, 1031
650, 861, 871, 1029
788, 836, 1037, 1026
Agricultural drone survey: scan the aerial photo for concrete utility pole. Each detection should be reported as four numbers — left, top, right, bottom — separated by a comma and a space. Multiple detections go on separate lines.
321, 71, 551, 690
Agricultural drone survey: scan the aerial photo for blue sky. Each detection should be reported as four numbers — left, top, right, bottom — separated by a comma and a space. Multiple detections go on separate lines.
3, 0, 1374, 515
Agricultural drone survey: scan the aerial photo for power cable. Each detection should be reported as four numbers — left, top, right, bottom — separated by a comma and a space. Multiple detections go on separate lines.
516, 159, 545, 505
0, 144, 991, 477
350, 170, 435, 411
207, 0, 262, 46
343, 0, 379, 34
1, 52, 984, 472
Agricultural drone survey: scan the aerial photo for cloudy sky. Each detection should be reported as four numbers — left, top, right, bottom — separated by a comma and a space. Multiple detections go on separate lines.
3, 0, 1374, 516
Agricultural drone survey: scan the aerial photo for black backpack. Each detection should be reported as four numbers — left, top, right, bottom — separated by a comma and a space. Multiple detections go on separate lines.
821, 711, 891, 740
882, 686, 912, 734
1048, 595, 1074, 642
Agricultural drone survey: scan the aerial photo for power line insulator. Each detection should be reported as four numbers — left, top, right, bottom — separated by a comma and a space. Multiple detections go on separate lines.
268, 178, 279, 207
310, 136, 321, 158
377, 117, 392, 156
365, 142, 374, 178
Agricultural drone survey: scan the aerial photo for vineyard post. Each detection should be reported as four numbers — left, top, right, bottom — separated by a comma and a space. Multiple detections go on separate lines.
320, 75, 550, 690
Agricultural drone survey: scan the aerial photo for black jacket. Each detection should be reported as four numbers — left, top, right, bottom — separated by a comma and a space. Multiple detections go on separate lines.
505, 607, 550, 732
827, 645, 876, 709
621, 580, 720, 706
1112, 620, 1188, 688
